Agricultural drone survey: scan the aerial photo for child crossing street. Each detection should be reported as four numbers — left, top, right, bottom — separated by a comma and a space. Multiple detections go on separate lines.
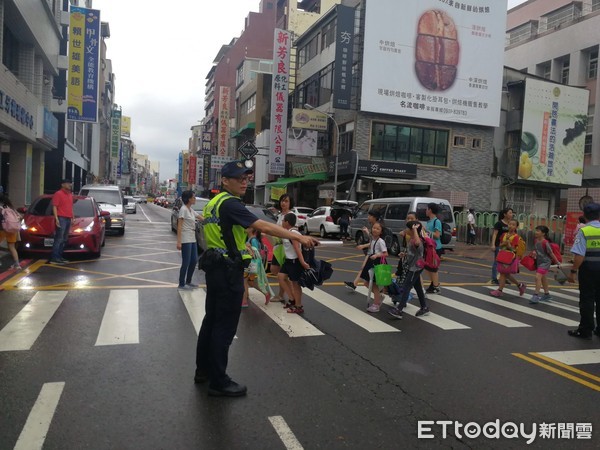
489, 219, 526, 298
530, 226, 561, 304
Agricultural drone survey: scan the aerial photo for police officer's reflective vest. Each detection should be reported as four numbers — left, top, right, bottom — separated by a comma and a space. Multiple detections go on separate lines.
581, 225, 600, 270
203, 192, 251, 261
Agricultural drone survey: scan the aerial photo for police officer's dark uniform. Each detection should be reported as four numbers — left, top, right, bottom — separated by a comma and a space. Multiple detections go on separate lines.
567, 202, 600, 340
195, 161, 257, 396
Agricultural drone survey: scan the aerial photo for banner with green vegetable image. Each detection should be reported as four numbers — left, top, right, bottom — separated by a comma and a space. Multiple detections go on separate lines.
519, 78, 589, 186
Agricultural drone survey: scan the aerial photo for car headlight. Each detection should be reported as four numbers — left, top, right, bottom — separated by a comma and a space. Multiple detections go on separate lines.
85, 222, 94, 232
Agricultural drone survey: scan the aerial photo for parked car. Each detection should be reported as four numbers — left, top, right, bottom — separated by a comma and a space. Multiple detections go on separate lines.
124, 196, 137, 214
348, 197, 456, 255
304, 201, 357, 238
170, 196, 210, 232
18, 195, 109, 258
291, 206, 314, 231
79, 184, 126, 236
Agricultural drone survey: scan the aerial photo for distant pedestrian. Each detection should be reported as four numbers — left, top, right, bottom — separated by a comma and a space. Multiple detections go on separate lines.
388, 221, 429, 319
529, 225, 560, 304
177, 190, 203, 289
424, 203, 443, 294
0, 194, 22, 270
567, 202, 600, 339
49, 179, 74, 265
489, 219, 526, 298
466, 208, 476, 245
338, 210, 351, 241
490, 207, 514, 284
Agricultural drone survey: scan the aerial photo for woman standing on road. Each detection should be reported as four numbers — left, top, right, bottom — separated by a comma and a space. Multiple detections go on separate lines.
177, 190, 203, 289
0, 194, 22, 270
490, 207, 514, 285
270, 194, 295, 303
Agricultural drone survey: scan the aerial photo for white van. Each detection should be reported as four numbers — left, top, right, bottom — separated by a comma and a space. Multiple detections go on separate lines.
79, 184, 126, 235
348, 197, 456, 255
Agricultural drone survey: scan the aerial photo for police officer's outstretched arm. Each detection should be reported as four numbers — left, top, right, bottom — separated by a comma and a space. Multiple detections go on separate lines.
252, 219, 319, 248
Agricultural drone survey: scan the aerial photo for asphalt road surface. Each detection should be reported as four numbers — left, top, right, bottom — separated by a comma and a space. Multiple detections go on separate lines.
1, 203, 599, 449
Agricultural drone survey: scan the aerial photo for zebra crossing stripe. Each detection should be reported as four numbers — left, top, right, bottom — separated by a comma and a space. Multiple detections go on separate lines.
446, 287, 579, 327
536, 349, 600, 366
354, 286, 469, 330
547, 289, 581, 303
249, 290, 324, 337
179, 288, 206, 335
484, 286, 579, 314
13, 382, 65, 450
307, 287, 399, 333
95, 290, 139, 346
0, 291, 67, 351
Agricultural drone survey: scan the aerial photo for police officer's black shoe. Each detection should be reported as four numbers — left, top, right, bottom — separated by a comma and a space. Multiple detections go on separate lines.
208, 381, 247, 397
567, 329, 592, 340
594, 329, 600, 338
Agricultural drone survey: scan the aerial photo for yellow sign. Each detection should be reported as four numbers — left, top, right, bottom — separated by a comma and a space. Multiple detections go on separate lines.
121, 116, 131, 137
270, 186, 287, 200
68, 9, 85, 116
291, 108, 328, 131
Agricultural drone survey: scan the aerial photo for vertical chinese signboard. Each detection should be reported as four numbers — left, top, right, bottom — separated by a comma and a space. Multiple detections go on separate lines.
269, 29, 291, 176
68, 6, 100, 122
121, 116, 131, 138
333, 5, 355, 109
188, 156, 197, 186
111, 109, 121, 158
201, 129, 212, 155
218, 87, 230, 157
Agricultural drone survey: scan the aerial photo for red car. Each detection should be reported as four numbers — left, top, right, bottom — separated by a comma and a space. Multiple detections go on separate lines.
19, 195, 109, 258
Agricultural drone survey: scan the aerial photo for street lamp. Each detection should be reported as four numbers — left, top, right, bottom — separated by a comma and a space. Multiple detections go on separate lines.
304, 103, 340, 202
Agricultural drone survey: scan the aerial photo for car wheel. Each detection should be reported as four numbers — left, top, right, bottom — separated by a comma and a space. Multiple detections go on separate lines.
389, 237, 400, 256
320, 226, 327, 238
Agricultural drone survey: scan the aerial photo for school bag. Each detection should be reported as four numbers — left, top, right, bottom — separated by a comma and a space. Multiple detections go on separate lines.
543, 240, 562, 264
1, 206, 21, 233
435, 218, 452, 245
500, 232, 525, 258
417, 236, 441, 271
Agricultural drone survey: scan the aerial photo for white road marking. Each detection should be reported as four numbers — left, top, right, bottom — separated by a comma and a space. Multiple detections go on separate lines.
484, 286, 580, 313
138, 204, 152, 222
355, 286, 470, 330
446, 287, 579, 327
179, 288, 206, 334
14, 382, 65, 450
268, 416, 304, 450
308, 287, 399, 333
249, 290, 324, 337
95, 290, 139, 346
537, 349, 600, 365
0, 291, 67, 351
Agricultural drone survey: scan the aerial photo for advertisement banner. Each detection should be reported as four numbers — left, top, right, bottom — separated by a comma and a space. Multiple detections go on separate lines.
333, 5, 355, 109
291, 108, 328, 131
188, 156, 197, 186
67, 6, 100, 123
218, 87, 230, 157
110, 109, 121, 159
203, 155, 211, 189
211, 155, 233, 169
201, 130, 212, 155
269, 29, 291, 175
519, 78, 589, 185
121, 116, 131, 137
287, 129, 318, 156
178, 153, 183, 186
361, 0, 506, 127
196, 156, 203, 186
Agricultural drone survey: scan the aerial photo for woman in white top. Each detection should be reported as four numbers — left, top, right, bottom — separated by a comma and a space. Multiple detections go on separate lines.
177, 190, 203, 289
271, 194, 296, 302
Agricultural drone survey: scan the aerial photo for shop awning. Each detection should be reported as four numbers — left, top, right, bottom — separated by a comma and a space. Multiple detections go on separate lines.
266, 172, 328, 188
362, 176, 434, 186
231, 122, 256, 137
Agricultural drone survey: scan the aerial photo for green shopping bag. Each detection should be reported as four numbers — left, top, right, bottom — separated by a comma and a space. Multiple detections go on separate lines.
273, 244, 286, 266
373, 259, 393, 286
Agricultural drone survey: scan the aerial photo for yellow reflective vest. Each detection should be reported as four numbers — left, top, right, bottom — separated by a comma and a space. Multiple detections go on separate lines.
202, 192, 250, 260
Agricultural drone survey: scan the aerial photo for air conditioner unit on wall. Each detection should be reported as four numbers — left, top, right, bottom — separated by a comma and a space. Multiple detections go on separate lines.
356, 179, 373, 193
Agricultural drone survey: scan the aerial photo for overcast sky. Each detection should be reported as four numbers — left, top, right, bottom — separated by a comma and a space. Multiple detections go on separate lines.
93, 0, 528, 181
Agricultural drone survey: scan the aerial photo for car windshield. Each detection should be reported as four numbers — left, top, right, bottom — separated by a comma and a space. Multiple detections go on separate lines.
29, 197, 95, 218
80, 189, 121, 204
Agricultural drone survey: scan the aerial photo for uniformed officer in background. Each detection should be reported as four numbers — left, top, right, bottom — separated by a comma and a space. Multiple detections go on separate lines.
567, 202, 600, 340
195, 161, 319, 397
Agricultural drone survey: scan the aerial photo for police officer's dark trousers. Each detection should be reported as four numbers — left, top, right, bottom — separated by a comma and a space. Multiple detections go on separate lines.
196, 263, 244, 388
577, 266, 600, 334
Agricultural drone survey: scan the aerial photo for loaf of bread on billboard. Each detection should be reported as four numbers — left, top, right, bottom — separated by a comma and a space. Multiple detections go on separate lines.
415, 10, 459, 91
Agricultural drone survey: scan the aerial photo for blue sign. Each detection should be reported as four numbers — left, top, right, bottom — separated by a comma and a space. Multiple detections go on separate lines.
41, 108, 58, 148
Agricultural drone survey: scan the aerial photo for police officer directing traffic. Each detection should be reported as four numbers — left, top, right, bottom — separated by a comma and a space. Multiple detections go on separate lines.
195, 161, 319, 397
567, 202, 600, 340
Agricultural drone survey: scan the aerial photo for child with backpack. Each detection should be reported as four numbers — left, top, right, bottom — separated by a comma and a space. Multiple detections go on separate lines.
0, 194, 22, 270
388, 221, 429, 319
242, 226, 273, 307
354, 221, 388, 313
530, 225, 561, 304
490, 219, 526, 298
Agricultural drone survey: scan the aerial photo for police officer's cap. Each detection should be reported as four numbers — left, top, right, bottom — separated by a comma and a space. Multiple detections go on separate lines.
584, 202, 600, 215
221, 161, 253, 178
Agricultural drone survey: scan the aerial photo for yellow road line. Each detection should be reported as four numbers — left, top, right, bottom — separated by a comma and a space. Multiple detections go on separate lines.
529, 352, 600, 383
0, 260, 47, 289
512, 353, 600, 392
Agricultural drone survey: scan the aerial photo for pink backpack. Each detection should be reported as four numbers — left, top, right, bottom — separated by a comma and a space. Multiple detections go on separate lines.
1, 207, 21, 233
417, 236, 441, 271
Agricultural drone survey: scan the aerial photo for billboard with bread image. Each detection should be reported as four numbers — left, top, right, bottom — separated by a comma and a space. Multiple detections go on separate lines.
361, 0, 506, 127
